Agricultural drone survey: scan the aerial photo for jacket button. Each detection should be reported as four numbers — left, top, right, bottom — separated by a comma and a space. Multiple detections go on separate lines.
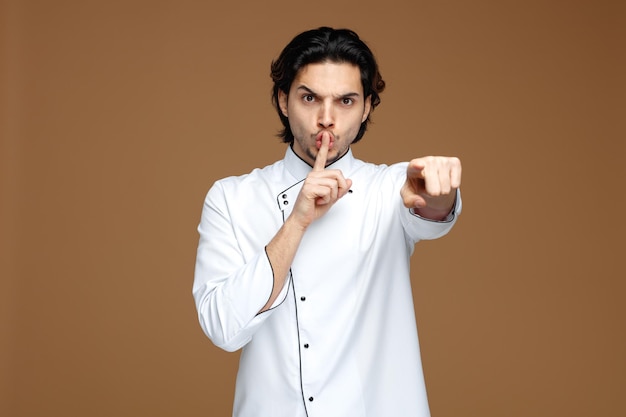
309, 397, 314, 402
304, 343, 309, 348
300, 296, 306, 301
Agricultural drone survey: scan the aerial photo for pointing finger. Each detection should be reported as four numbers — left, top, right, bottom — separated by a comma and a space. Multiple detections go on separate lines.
406, 160, 426, 179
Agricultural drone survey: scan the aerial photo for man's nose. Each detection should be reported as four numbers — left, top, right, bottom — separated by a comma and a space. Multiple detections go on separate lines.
317, 102, 335, 128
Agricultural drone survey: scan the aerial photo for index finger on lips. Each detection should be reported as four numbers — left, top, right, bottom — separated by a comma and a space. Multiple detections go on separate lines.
313, 132, 330, 172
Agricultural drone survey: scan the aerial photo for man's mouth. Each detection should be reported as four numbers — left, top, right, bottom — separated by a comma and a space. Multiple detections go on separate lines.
315, 131, 335, 149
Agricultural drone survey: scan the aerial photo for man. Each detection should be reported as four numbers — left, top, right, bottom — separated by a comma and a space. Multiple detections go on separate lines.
193, 27, 462, 417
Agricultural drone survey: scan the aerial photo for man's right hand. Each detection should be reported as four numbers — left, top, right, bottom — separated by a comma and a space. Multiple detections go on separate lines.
290, 131, 352, 230
261, 132, 352, 312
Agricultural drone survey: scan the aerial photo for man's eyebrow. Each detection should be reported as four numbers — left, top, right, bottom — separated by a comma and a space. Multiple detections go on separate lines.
295, 85, 361, 99
295, 85, 316, 95
338, 92, 361, 99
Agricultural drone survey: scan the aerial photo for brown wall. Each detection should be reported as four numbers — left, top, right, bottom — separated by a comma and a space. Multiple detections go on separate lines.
2, 0, 624, 416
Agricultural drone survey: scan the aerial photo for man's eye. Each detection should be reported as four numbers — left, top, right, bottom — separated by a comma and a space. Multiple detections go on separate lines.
303, 95, 315, 102
342, 98, 353, 105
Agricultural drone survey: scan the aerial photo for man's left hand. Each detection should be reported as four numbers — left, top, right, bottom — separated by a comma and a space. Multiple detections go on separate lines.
400, 156, 462, 221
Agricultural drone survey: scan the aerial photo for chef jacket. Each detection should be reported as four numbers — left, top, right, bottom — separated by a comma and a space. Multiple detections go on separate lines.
193, 146, 462, 417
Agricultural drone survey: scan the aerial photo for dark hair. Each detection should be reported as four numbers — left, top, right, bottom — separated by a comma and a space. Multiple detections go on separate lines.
270, 27, 386, 144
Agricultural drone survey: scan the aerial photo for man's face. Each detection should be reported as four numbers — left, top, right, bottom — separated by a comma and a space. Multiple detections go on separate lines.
278, 62, 372, 167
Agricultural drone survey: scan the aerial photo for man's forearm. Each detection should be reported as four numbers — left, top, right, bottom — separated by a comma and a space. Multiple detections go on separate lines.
414, 192, 457, 221
260, 217, 307, 313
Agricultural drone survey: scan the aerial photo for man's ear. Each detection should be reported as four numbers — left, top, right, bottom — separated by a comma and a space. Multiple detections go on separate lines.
361, 95, 372, 123
278, 90, 289, 117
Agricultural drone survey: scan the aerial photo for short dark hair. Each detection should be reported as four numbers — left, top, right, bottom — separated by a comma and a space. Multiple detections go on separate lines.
270, 27, 386, 144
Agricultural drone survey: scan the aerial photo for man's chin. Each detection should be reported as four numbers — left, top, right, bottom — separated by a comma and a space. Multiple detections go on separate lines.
315, 148, 348, 166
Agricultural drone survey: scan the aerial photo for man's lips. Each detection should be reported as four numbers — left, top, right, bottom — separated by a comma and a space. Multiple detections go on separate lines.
315, 131, 335, 149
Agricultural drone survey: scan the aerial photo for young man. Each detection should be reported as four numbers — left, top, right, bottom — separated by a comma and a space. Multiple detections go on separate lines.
193, 27, 462, 417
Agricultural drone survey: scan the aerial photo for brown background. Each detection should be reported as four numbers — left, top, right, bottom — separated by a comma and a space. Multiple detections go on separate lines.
1, 0, 624, 416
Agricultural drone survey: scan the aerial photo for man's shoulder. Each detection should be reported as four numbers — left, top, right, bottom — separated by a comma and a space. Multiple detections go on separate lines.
351, 157, 408, 178
212, 158, 285, 189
